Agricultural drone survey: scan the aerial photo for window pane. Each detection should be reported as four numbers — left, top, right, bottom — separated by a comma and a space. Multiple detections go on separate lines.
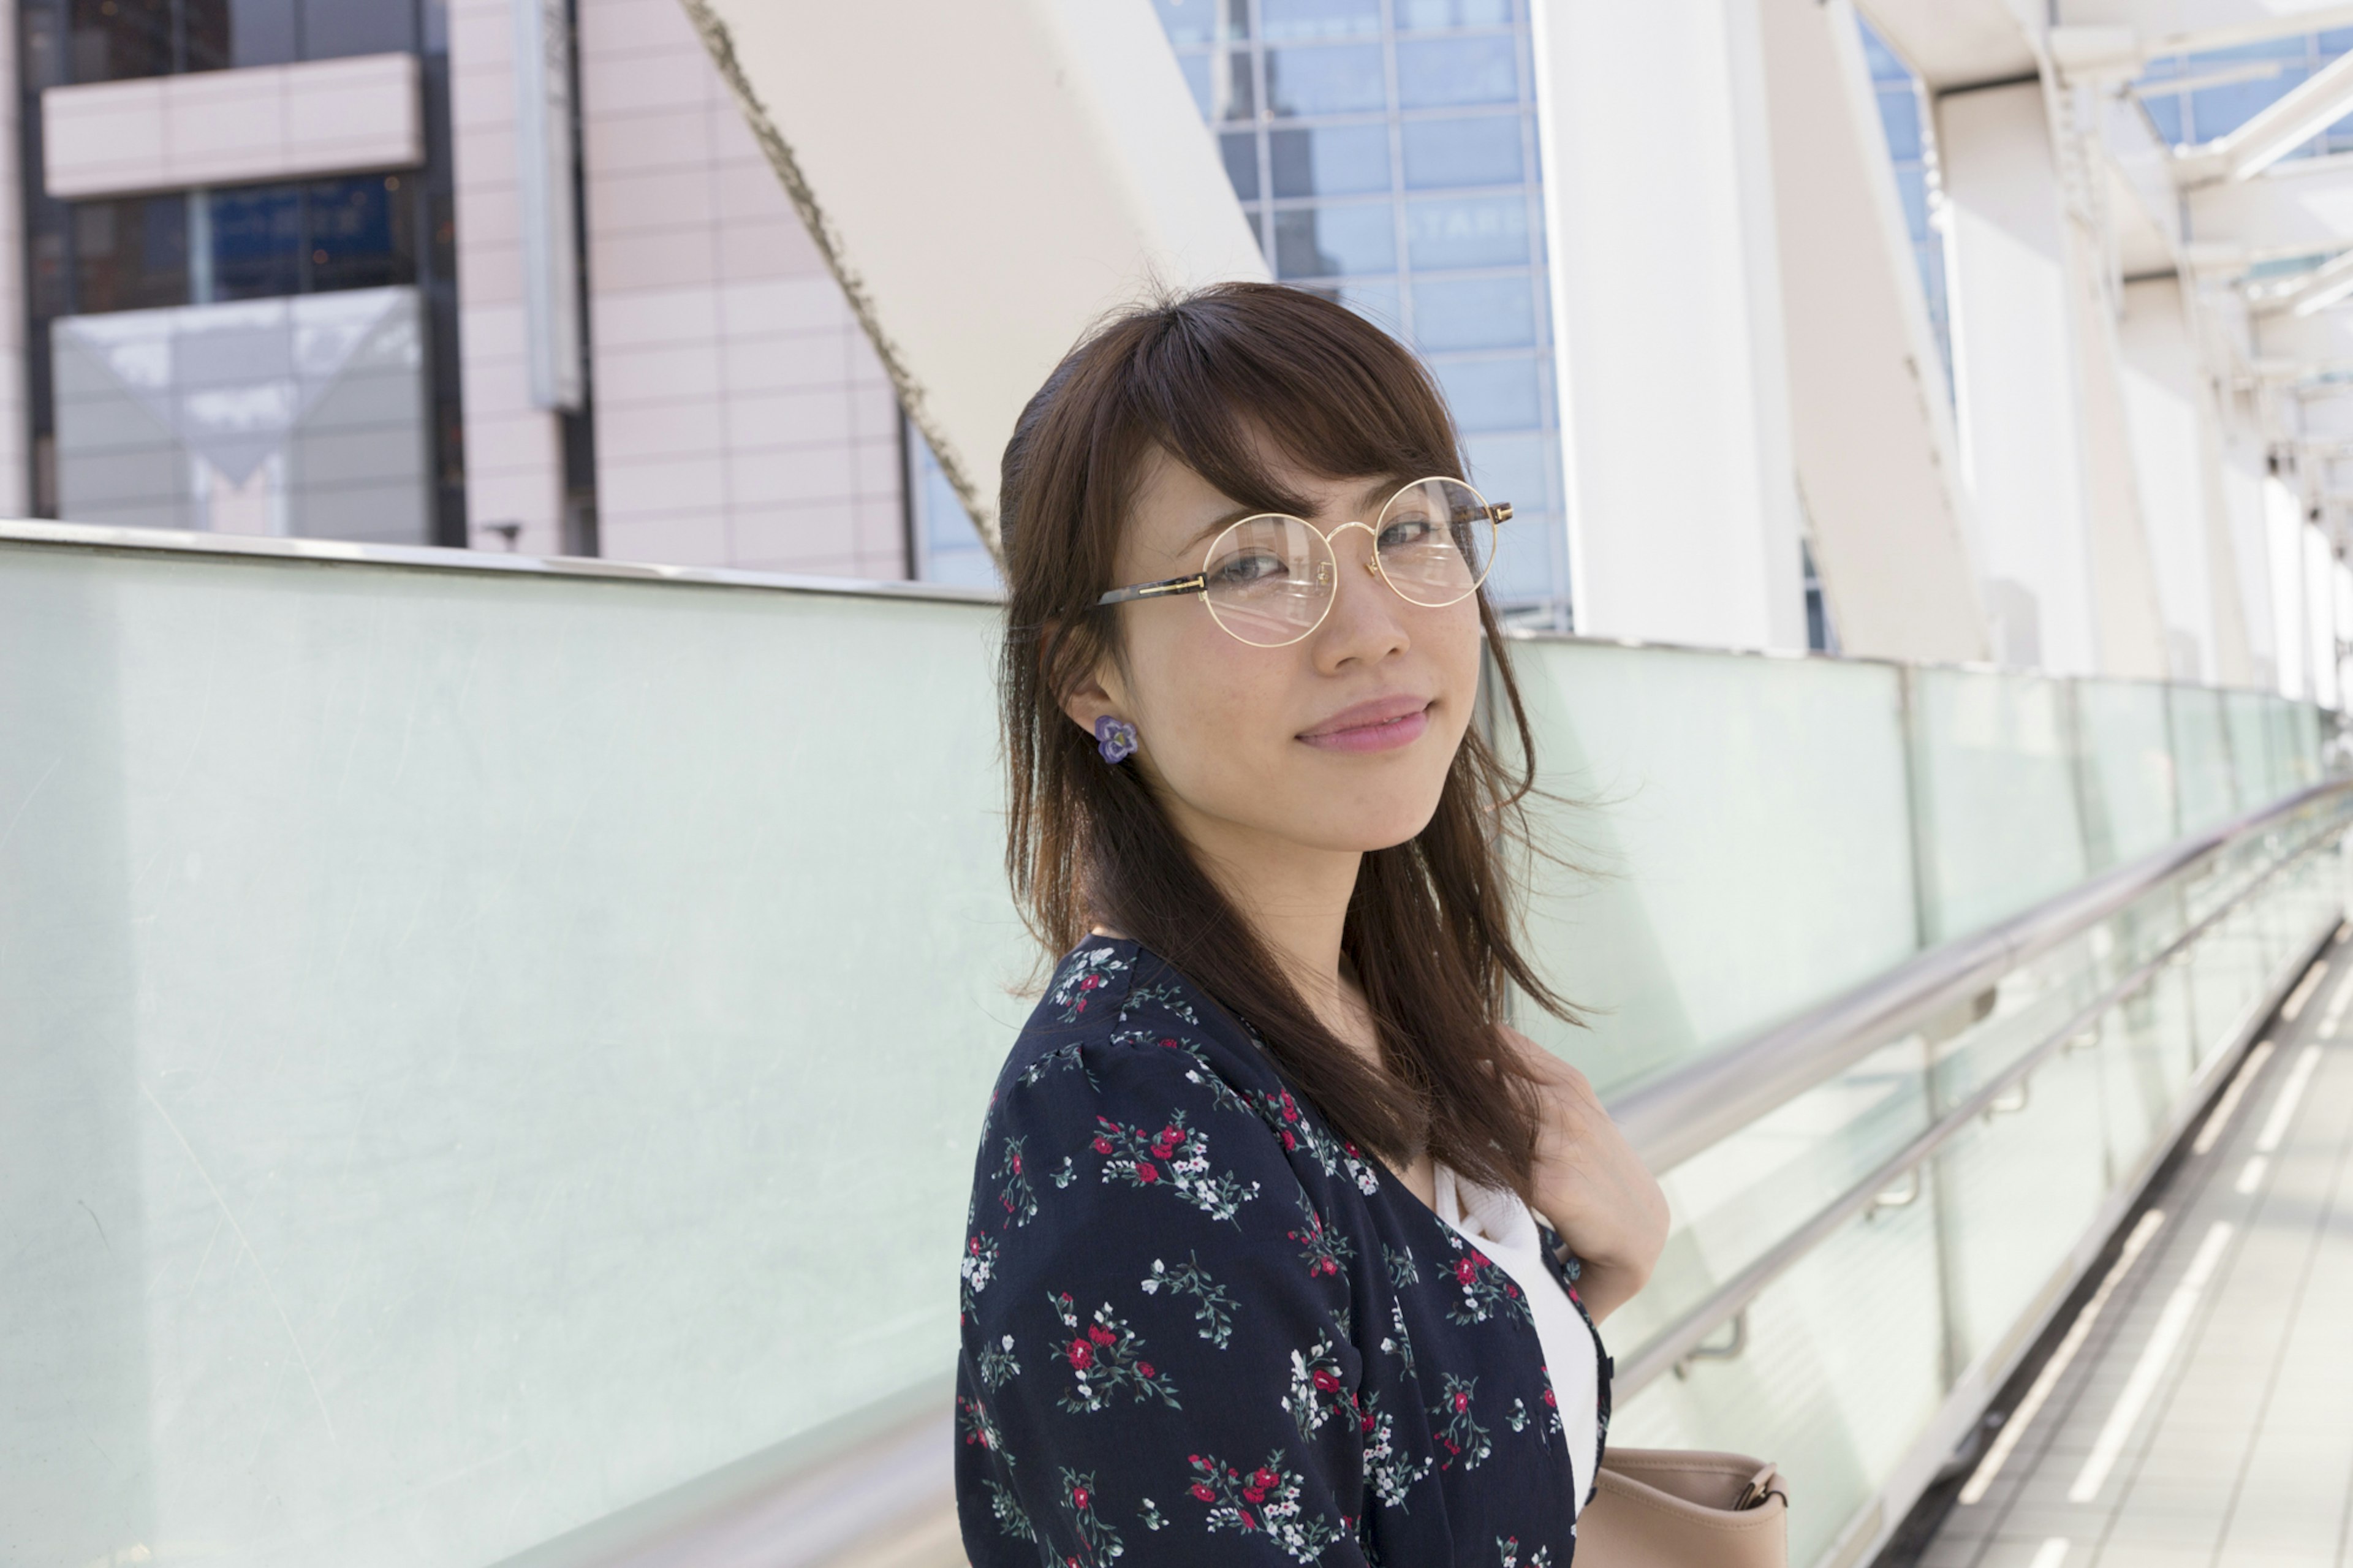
1464, 431, 1550, 513
1856, 17, 1909, 83
1396, 0, 1514, 29
1273, 203, 1396, 279
2139, 91, 2184, 145
1221, 131, 1262, 200
1269, 123, 1390, 197
1396, 36, 1519, 108
210, 185, 303, 300
1262, 0, 1381, 42
300, 0, 416, 58
308, 175, 414, 292
1221, 48, 1257, 121
1412, 275, 1535, 349
1893, 166, 1929, 243
1265, 44, 1387, 116
1176, 51, 1214, 119
1433, 355, 1541, 431
229, 0, 298, 67
1401, 115, 1523, 187
69, 0, 172, 81
1151, 0, 1248, 47
1876, 87, 1922, 161
1335, 279, 1402, 333
2188, 67, 2302, 142
72, 195, 189, 312
1406, 193, 1528, 268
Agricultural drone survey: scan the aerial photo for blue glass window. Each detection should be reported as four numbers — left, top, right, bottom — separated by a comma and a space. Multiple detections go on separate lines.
1858, 21, 1909, 82
1274, 203, 1397, 279
1261, 0, 1381, 42
1433, 355, 1541, 431
1151, 0, 1248, 47
2140, 92, 2184, 145
1264, 44, 1386, 115
1333, 279, 1403, 333
1176, 52, 1214, 119
2189, 67, 2305, 143
1221, 131, 1262, 200
210, 184, 303, 299
1893, 166, 1929, 244
306, 174, 410, 292
1464, 431, 1550, 512
1395, 0, 1514, 29
1401, 115, 1523, 188
1269, 123, 1390, 197
1412, 275, 1535, 349
1396, 36, 1517, 107
1405, 193, 1528, 269
1876, 88, 1922, 161
1221, 49, 1257, 121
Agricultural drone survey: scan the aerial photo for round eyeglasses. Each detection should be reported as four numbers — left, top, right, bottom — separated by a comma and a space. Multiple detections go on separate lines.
1093, 476, 1510, 648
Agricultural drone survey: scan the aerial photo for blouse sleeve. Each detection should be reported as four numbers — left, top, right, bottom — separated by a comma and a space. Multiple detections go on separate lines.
955, 1034, 1371, 1567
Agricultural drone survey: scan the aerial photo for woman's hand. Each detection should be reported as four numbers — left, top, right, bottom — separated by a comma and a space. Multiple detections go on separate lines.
1501, 1025, 1670, 1323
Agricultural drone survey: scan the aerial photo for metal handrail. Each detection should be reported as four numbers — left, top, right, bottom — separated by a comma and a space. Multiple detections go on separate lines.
1605, 775, 2353, 1176
1608, 792, 2353, 1396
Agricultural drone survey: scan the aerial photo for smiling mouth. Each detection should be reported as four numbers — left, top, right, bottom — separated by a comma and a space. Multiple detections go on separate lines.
1297, 701, 1433, 753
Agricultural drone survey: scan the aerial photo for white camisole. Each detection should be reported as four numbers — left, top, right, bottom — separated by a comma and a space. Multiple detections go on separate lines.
1430, 1161, 1602, 1517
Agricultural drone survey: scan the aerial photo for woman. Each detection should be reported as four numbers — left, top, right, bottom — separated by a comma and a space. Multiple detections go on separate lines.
955, 282, 1669, 1566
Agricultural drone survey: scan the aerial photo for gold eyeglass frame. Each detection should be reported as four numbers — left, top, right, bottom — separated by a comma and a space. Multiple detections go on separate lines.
1092, 474, 1512, 649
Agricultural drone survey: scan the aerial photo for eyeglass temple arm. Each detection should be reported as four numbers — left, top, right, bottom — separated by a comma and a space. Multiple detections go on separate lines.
1096, 574, 1208, 607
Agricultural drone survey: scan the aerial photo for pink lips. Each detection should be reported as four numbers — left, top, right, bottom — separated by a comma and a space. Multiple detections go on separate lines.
1297, 694, 1434, 753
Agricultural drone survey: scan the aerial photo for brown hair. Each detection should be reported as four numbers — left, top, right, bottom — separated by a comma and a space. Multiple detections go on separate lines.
997, 281, 1578, 1203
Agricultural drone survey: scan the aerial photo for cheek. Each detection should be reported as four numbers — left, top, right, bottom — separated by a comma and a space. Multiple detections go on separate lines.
1122, 612, 1289, 776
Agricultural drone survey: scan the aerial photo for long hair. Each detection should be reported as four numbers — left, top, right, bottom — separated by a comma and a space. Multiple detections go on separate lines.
998, 281, 1580, 1203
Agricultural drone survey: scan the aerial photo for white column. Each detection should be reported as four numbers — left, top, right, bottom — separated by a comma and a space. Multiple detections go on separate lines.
449, 0, 567, 554
680, 0, 1266, 555
1534, 0, 1808, 652
2306, 523, 2340, 709
2265, 475, 2307, 697
0, 0, 29, 517
1747, 0, 1988, 663
2116, 277, 2221, 680
1941, 80, 2116, 673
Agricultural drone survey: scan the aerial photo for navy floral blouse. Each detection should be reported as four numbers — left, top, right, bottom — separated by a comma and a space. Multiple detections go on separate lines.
954, 933, 1613, 1567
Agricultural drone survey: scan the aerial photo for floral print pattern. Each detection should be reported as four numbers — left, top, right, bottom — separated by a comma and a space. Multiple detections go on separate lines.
955, 933, 1612, 1566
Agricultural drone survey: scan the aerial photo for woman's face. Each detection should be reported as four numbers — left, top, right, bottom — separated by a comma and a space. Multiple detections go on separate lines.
1066, 444, 1486, 861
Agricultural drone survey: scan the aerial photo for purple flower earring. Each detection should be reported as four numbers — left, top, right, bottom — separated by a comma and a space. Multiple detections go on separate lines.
1094, 714, 1139, 764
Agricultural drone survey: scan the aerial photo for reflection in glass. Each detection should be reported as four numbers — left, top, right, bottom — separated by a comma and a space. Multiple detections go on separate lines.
1396, 35, 1519, 107
1401, 114, 1524, 188
1396, 0, 1515, 28
1264, 44, 1386, 116
72, 195, 190, 312
1433, 356, 1541, 431
1405, 193, 1529, 269
1268, 123, 1390, 197
1411, 274, 1536, 349
1273, 203, 1397, 279
1260, 0, 1380, 42
1219, 131, 1260, 201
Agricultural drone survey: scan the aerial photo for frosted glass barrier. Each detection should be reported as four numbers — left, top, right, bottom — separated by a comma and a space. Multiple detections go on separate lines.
2074, 678, 2177, 868
1908, 668, 2086, 942
0, 541, 1034, 1568
1612, 807, 2352, 1567
2171, 684, 2238, 832
2227, 689, 2279, 808
1506, 640, 1917, 1095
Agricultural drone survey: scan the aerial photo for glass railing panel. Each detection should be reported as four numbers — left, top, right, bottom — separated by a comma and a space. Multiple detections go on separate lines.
2226, 688, 2279, 808
1609, 822, 2347, 1566
2074, 677, 2179, 869
1604, 1036, 1931, 1355
1933, 1034, 2112, 1369
1607, 1186, 1948, 1568
1504, 640, 1917, 1096
2170, 683, 2238, 831
0, 540, 1026, 1568
1908, 667, 2086, 942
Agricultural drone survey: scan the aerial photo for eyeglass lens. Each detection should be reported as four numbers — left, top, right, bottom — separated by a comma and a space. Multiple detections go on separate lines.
1200, 479, 1497, 647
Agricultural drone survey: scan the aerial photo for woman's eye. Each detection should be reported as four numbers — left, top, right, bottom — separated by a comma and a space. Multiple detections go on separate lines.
1210, 551, 1289, 586
1380, 517, 1436, 550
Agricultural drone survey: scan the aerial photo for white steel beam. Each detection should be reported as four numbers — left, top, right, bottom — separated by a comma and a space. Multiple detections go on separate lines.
678, 0, 1268, 558
1752, 0, 1988, 662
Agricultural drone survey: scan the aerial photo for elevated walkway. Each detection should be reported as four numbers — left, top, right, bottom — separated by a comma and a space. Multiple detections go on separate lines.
1899, 934, 2353, 1568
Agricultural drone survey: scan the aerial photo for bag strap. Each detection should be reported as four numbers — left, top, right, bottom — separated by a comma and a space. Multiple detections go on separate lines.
1733, 1463, 1787, 1511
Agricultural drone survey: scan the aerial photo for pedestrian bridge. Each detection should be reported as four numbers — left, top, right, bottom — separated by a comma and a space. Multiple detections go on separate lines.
4, 519, 2346, 1568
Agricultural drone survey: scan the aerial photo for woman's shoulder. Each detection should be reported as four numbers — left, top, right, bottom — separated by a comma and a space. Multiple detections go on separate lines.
984, 933, 1283, 1133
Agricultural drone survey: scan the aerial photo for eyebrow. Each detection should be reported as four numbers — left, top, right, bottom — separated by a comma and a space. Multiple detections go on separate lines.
1174, 475, 1408, 556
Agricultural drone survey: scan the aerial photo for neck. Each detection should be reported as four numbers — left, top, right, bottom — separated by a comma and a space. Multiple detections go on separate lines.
1164, 797, 1364, 1039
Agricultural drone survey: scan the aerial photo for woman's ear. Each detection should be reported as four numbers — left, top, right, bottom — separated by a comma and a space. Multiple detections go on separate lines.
1038, 615, 1131, 741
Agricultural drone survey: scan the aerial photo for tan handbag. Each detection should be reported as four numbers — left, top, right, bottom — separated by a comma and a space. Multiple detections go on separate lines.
1575, 1447, 1789, 1566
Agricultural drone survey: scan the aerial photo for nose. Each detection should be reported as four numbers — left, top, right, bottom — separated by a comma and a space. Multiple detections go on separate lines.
1312, 521, 1409, 664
